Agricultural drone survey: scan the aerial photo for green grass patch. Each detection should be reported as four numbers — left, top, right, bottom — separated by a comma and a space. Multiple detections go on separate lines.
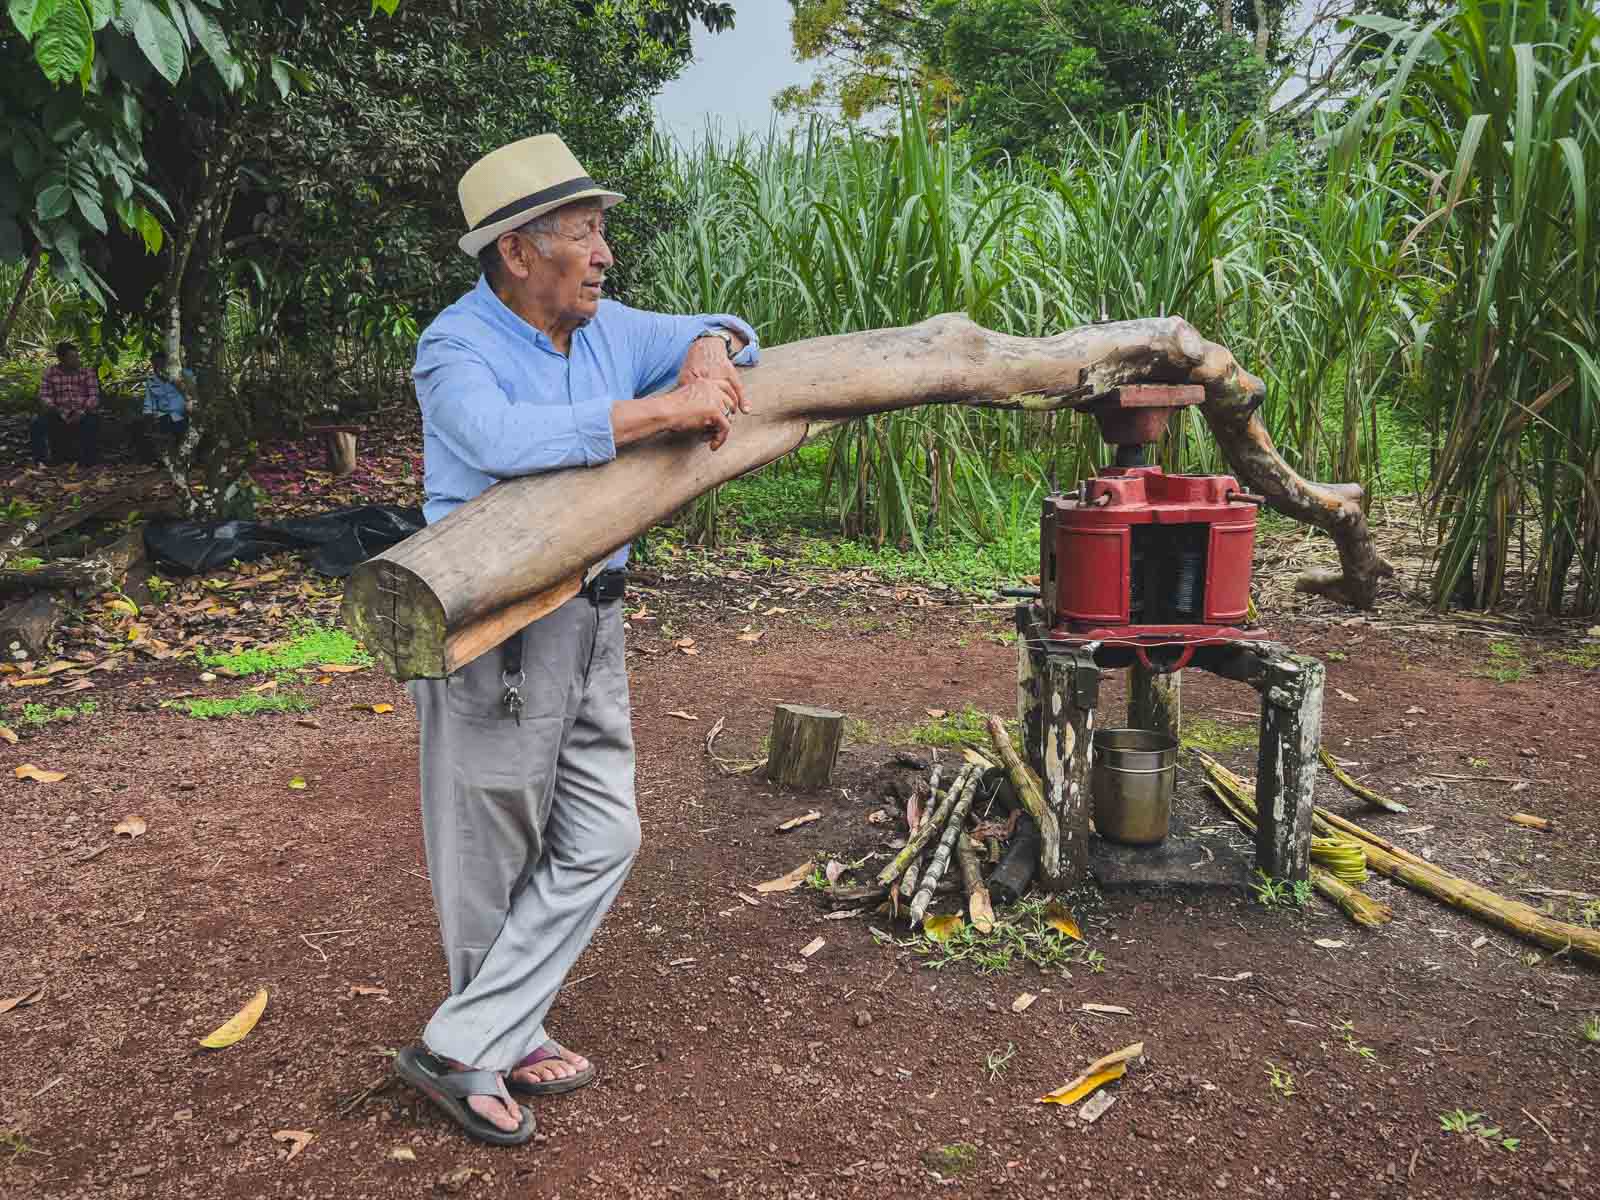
172, 692, 314, 719
922, 1143, 979, 1176
1551, 644, 1600, 669
18, 701, 97, 727
1475, 640, 1528, 683
1181, 717, 1257, 751
898, 704, 1005, 749
879, 896, 1106, 977
197, 621, 371, 677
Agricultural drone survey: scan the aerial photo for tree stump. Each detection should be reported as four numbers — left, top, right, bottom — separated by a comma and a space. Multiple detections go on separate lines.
309, 424, 361, 477
767, 704, 844, 789
1039, 649, 1097, 889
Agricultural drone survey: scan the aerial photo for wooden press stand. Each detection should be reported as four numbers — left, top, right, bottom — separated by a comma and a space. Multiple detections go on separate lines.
1014, 606, 1326, 889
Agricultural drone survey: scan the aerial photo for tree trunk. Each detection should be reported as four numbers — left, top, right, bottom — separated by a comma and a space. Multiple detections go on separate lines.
0, 591, 66, 662
0, 529, 145, 594
0, 245, 43, 358
766, 704, 844, 789
1128, 662, 1181, 741
345, 315, 1392, 678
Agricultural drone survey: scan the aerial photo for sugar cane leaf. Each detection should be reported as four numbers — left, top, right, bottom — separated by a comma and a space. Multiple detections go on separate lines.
1043, 900, 1082, 940
1038, 1060, 1125, 1106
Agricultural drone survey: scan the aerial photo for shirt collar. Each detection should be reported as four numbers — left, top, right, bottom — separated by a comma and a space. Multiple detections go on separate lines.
470, 275, 589, 356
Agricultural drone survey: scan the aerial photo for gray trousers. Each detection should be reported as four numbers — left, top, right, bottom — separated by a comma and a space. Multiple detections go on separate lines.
406, 595, 639, 1070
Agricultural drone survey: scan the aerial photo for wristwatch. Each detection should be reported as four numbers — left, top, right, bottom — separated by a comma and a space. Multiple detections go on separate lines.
694, 328, 736, 359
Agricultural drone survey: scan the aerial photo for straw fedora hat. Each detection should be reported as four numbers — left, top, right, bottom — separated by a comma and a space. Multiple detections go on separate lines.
456, 134, 624, 257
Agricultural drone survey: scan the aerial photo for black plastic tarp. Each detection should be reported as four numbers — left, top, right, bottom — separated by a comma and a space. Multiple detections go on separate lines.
144, 505, 424, 577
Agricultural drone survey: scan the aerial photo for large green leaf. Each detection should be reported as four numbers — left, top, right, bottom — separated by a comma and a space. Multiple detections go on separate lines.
74, 185, 107, 233
182, 0, 243, 90
35, 182, 69, 220
34, 0, 92, 84
133, 203, 163, 253
83, 0, 112, 29
7, 0, 59, 38
127, 0, 186, 84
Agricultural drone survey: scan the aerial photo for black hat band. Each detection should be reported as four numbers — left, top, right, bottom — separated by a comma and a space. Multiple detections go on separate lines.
471, 176, 600, 232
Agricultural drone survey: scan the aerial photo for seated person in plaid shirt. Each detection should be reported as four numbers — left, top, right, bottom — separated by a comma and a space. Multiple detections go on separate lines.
30, 341, 100, 467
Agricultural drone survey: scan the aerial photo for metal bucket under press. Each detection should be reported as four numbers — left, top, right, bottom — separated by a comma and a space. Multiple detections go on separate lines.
1091, 728, 1179, 846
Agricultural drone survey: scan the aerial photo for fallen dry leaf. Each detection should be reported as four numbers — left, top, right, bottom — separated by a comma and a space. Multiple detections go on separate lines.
272, 1129, 314, 1161
925, 708, 947, 719
1081, 1003, 1133, 1017
1043, 900, 1083, 940
113, 815, 147, 839
14, 764, 66, 783
1037, 1042, 1144, 1106
0, 724, 16, 745
106, 598, 139, 616
666, 709, 699, 721
317, 663, 363, 674
866, 808, 891, 825
1507, 812, 1550, 830
776, 810, 822, 832
1335, 688, 1359, 703
10, 676, 50, 688
799, 936, 826, 959
57, 678, 93, 694
388, 1146, 416, 1163
824, 859, 846, 885
0, 982, 45, 1017
1405, 705, 1427, 715
1313, 938, 1347, 950
1011, 992, 1038, 1014
348, 985, 390, 1000
351, 703, 394, 714
199, 987, 269, 1049
736, 630, 764, 643
923, 913, 965, 942
735, 892, 761, 907
249, 678, 279, 694
754, 861, 814, 893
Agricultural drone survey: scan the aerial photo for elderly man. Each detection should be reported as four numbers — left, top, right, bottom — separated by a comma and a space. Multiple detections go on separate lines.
30, 341, 100, 467
394, 134, 757, 1145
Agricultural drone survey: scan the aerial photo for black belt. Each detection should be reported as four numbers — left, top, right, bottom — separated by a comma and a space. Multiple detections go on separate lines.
500, 569, 627, 723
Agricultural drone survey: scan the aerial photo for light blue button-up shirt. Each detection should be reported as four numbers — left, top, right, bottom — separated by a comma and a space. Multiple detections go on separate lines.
143, 374, 188, 419
412, 278, 760, 568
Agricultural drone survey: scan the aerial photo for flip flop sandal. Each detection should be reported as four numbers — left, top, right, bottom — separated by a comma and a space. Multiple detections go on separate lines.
507, 1040, 598, 1097
394, 1045, 536, 1146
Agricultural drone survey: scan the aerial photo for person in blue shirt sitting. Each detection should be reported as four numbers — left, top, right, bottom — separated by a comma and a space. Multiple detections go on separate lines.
142, 350, 189, 447
392, 133, 758, 1146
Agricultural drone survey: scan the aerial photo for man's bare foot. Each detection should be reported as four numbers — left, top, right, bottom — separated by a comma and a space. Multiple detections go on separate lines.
511, 1042, 590, 1088
441, 1057, 522, 1132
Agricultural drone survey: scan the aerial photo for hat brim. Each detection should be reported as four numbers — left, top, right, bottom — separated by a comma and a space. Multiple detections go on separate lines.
458, 188, 625, 257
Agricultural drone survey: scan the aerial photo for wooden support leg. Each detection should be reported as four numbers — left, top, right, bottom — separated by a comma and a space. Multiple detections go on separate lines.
1252, 652, 1325, 880
328, 431, 358, 477
1016, 610, 1043, 775
1039, 649, 1097, 889
1128, 662, 1182, 741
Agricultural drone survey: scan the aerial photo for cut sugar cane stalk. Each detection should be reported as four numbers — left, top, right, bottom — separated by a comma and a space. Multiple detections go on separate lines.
956, 834, 995, 934
878, 763, 970, 887
1196, 752, 1368, 884
900, 763, 943, 902
910, 768, 980, 925
1318, 748, 1409, 814
985, 715, 1064, 888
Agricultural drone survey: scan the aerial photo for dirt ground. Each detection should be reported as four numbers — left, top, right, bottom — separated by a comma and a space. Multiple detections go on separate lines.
4, 540, 1599, 1200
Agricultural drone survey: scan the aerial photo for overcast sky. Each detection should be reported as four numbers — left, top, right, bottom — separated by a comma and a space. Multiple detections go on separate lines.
654, 2, 817, 142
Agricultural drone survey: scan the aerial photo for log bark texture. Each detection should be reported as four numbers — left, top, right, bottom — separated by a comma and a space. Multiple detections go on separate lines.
1, 591, 66, 662
986, 714, 1066, 890
345, 315, 1390, 679
766, 704, 844, 789
0, 529, 146, 595
1040, 653, 1093, 888
1128, 663, 1181, 742
1253, 653, 1325, 881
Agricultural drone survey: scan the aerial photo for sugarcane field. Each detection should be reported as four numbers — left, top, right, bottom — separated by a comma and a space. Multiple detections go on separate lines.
4, 3, 1600, 1199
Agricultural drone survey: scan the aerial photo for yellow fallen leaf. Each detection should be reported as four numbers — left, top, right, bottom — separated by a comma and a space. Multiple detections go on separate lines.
40, 660, 74, 676
351, 703, 394, 714
127, 624, 144, 642
1507, 812, 1549, 830
250, 678, 279, 694
1037, 1042, 1144, 1106
923, 913, 965, 941
106, 598, 139, 617
0, 724, 17, 745
14, 764, 66, 783
315, 676, 332, 685
114, 815, 148, 838
272, 1129, 314, 1161
199, 987, 269, 1048
317, 663, 362, 674
1043, 900, 1083, 940
288, 777, 308, 790
754, 861, 814, 893
10, 677, 50, 688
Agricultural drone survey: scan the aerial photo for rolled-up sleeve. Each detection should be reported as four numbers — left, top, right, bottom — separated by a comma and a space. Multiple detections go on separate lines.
415, 334, 617, 479
625, 307, 762, 396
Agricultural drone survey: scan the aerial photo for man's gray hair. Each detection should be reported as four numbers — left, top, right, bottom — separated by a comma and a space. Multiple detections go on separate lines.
478, 203, 595, 285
